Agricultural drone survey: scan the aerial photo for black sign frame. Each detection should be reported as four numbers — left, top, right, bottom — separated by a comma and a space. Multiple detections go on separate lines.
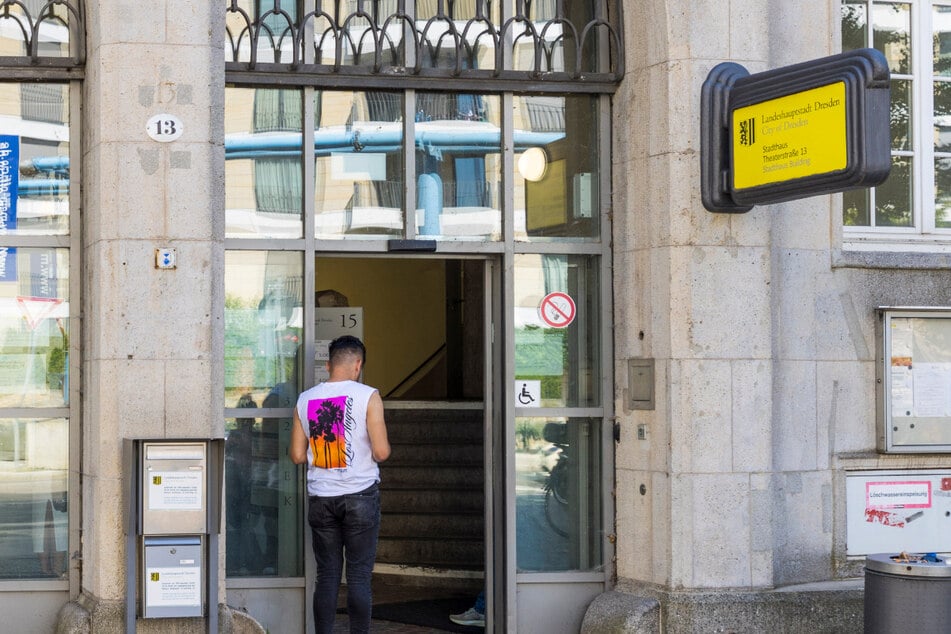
701, 48, 891, 213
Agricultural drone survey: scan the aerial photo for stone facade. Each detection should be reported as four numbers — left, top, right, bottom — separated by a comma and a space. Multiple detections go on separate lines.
608, 0, 951, 631
0, 0, 946, 632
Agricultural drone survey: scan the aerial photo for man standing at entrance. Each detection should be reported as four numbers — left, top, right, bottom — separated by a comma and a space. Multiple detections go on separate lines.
290, 335, 391, 634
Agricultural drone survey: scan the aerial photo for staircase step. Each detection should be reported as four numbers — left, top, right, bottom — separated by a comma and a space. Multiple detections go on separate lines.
377, 537, 484, 567
381, 465, 483, 488
380, 513, 483, 539
386, 443, 483, 466
381, 489, 483, 513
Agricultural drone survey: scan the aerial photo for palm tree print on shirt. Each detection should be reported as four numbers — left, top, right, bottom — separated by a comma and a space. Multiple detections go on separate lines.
307, 395, 349, 469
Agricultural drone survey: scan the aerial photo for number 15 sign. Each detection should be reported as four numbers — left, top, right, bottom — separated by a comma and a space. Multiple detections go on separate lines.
316, 307, 364, 361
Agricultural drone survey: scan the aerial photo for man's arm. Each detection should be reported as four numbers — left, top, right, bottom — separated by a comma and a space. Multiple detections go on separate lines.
366, 391, 390, 463
289, 406, 309, 465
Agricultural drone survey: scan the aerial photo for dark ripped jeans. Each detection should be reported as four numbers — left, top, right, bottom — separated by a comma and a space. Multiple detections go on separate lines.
308, 483, 380, 634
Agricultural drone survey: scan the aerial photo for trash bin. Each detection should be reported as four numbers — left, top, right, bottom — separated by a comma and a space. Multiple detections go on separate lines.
864, 552, 951, 633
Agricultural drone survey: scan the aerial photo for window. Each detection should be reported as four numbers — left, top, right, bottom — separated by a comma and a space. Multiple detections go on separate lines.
0, 0, 81, 584
842, 1, 951, 247
0, 83, 74, 580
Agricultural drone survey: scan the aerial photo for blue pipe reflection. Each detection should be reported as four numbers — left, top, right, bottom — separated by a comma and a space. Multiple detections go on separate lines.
17, 126, 565, 198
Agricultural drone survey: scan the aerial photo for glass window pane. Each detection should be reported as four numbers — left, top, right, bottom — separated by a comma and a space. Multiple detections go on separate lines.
935, 6, 951, 76
0, 83, 70, 236
842, 1, 868, 51
935, 158, 951, 228
891, 79, 912, 151
225, 87, 304, 238
511, 0, 593, 73
514, 254, 600, 408
935, 80, 951, 152
843, 187, 871, 226
875, 156, 913, 227
0, 417, 68, 579
515, 95, 599, 241
417, 1, 500, 70
226, 415, 303, 577
515, 416, 602, 572
0, 3, 72, 57
414, 93, 501, 240
224, 251, 302, 409
314, 91, 404, 239
0, 248, 69, 407
873, 3, 911, 75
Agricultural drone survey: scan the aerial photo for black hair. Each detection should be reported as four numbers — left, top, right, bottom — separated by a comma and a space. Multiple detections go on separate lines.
328, 335, 366, 365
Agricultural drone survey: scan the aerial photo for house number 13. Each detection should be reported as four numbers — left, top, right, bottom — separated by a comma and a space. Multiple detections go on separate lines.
146, 113, 184, 143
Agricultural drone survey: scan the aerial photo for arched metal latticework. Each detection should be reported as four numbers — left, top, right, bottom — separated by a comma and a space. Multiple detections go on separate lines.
0, 0, 85, 77
226, 0, 624, 93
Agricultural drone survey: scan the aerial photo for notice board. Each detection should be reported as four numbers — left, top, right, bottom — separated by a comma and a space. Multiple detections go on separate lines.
877, 308, 951, 452
846, 469, 951, 556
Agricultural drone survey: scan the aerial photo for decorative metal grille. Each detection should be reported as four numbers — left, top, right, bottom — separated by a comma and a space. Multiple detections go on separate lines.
0, 0, 84, 68
226, 0, 624, 91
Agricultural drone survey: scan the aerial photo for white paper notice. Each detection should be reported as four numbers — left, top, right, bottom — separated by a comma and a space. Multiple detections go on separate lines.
890, 319, 914, 357
912, 363, 951, 418
146, 566, 201, 607
148, 471, 203, 511
891, 365, 914, 417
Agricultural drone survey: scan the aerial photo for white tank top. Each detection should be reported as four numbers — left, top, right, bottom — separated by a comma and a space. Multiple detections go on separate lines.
295, 380, 380, 497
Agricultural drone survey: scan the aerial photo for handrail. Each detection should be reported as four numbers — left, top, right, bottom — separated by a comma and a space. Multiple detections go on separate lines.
384, 343, 447, 398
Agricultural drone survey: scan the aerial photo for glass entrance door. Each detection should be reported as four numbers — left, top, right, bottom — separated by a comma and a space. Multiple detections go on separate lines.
312, 256, 494, 630
223, 254, 499, 632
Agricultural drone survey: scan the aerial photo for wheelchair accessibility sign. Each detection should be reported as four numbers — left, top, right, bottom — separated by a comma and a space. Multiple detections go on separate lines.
515, 380, 541, 407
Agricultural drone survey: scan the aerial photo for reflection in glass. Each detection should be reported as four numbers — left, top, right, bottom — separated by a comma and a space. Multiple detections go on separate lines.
314, 91, 404, 238
225, 87, 304, 238
224, 251, 302, 409
936, 158, 951, 228
843, 187, 871, 226
935, 79, 951, 152
414, 93, 501, 240
225, 415, 303, 577
0, 249, 69, 408
417, 0, 499, 70
876, 156, 913, 227
514, 95, 599, 240
514, 254, 600, 408
224, 249, 304, 578
841, 1, 868, 52
873, 2, 910, 75
0, 3, 72, 57
0, 83, 70, 235
225, 0, 298, 64
934, 6, 951, 76
515, 417, 602, 572
891, 79, 912, 151
0, 418, 68, 579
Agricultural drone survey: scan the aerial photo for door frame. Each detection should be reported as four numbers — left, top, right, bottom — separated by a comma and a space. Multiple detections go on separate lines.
304, 253, 505, 632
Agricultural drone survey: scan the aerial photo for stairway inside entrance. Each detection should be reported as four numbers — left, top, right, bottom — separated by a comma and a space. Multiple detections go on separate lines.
378, 406, 484, 583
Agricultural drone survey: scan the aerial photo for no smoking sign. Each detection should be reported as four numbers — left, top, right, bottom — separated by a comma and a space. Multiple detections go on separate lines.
539, 291, 576, 329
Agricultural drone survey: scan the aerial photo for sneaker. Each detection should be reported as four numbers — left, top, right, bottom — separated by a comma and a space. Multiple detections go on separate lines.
449, 607, 485, 627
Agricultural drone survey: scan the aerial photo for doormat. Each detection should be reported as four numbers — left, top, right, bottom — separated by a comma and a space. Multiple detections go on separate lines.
339, 598, 484, 632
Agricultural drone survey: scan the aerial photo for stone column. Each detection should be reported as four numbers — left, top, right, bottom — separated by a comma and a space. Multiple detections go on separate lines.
613, 0, 774, 598
76, 2, 225, 630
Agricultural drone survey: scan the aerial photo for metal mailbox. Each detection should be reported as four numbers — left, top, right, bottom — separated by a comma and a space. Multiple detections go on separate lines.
141, 441, 208, 535
125, 439, 223, 631
142, 536, 204, 618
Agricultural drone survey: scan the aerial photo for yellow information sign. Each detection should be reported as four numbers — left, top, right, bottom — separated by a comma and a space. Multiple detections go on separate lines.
732, 81, 847, 190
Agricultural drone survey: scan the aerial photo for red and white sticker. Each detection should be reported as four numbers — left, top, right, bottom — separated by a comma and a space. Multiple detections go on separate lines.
539, 292, 576, 329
